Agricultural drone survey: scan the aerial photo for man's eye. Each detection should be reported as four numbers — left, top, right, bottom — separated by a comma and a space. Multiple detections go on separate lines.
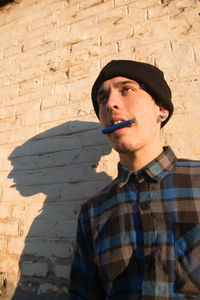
98, 96, 108, 105
121, 86, 133, 94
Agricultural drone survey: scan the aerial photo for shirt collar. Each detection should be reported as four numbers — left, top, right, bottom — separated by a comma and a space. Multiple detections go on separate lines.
117, 146, 177, 188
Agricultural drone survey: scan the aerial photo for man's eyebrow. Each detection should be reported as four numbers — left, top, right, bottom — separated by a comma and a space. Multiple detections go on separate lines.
97, 80, 138, 97
113, 80, 138, 88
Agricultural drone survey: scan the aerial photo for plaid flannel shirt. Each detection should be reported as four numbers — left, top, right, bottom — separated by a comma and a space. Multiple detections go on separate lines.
69, 147, 200, 299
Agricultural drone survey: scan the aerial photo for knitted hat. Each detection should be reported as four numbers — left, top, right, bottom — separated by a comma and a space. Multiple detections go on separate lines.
91, 60, 173, 126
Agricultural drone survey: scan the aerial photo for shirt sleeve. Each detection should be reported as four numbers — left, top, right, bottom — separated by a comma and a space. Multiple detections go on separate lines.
69, 216, 106, 300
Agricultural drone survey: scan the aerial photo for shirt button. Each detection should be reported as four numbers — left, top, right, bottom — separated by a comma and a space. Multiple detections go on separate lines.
141, 202, 150, 211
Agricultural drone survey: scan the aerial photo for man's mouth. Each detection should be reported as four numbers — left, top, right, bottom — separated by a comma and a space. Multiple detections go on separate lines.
112, 120, 125, 125
102, 118, 137, 134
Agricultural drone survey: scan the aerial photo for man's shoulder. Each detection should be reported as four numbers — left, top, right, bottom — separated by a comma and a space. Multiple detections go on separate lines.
173, 157, 200, 181
175, 157, 200, 168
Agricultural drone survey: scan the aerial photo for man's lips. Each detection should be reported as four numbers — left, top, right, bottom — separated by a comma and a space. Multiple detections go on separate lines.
111, 120, 126, 126
102, 118, 137, 134
108, 117, 134, 126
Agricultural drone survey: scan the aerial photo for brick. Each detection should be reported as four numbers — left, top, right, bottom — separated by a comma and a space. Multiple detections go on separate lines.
37, 283, 58, 295
17, 73, 43, 91
1, 186, 45, 204
10, 205, 27, 219
43, 26, 70, 47
194, 43, 200, 64
147, 5, 170, 19
9, 149, 78, 170
53, 264, 71, 279
19, 35, 43, 53
69, 16, 101, 43
29, 12, 54, 32
7, 237, 25, 255
71, 41, 118, 64
0, 124, 40, 145
134, 15, 171, 43
21, 261, 48, 277
0, 86, 19, 102
15, 98, 41, 116
0, 221, 19, 236
0, 119, 15, 133
43, 47, 71, 70
20, 113, 41, 127
79, 0, 104, 10
133, 40, 170, 63
0, 255, 18, 274
0, 254, 18, 274
67, 76, 92, 100
41, 87, 69, 110
0, 56, 17, 79
126, 6, 147, 24
101, 23, 132, 46
21, 39, 58, 58
9, 134, 82, 158
66, 100, 94, 118
0, 236, 6, 253
68, 60, 99, 79
97, 6, 127, 24
17, 84, 53, 102
0, 204, 10, 219
0, 105, 16, 120
72, 144, 112, 164
25, 219, 77, 239
156, 46, 200, 81
42, 70, 67, 86
0, 145, 16, 162
172, 0, 196, 7
171, 81, 200, 110
80, 128, 109, 147
29, 202, 77, 221
60, 180, 112, 202
78, 0, 113, 20
115, 0, 156, 8
54, 3, 79, 28
40, 117, 100, 137
0, 173, 8, 188
21, 238, 73, 259
37, 106, 70, 124
3, 45, 20, 58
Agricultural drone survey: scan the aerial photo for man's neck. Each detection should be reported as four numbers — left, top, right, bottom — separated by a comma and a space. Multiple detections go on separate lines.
119, 144, 164, 172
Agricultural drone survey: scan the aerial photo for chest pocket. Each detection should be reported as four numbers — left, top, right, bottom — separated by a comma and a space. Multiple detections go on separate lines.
174, 222, 200, 295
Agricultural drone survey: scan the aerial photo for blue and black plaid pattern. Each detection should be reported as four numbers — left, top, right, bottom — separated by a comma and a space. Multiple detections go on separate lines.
69, 147, 200, 299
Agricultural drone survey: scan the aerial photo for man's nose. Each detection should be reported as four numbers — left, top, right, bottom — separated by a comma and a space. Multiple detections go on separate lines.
106, 91, 121, 112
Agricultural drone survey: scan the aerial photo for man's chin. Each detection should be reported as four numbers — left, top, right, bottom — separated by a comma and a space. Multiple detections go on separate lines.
112, 141, 136, 154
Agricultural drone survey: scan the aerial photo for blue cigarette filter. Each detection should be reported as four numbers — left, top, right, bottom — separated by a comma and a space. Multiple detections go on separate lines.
102, 118, 136, 134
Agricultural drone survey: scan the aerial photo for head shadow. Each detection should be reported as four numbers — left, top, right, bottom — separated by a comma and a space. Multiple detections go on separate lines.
8, 120, 112, 299
8, 120, 112, 201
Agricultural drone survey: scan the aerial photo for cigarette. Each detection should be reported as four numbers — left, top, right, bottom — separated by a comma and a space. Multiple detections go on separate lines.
101, 118, 137, 134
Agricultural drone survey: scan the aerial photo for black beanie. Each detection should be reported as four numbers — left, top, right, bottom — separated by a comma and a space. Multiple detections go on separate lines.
91, 60, 173, 127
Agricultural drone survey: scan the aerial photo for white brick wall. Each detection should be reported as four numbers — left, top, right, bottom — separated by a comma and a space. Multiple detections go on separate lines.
0, 0, 200, 298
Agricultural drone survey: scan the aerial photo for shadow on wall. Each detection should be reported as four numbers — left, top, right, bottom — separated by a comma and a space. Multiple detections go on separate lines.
8, 120, 112, 300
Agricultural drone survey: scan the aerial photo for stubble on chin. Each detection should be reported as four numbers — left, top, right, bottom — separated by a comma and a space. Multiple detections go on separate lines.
111, 139, 136, 154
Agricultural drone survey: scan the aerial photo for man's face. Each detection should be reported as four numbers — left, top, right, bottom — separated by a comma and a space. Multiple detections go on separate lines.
97, 77, 165, 156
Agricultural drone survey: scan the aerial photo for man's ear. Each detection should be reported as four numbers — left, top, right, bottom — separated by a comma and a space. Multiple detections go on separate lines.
157, 106, 169, 124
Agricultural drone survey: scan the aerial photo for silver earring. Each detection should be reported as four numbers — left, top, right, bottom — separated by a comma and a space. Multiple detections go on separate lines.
158, 114, 166, 121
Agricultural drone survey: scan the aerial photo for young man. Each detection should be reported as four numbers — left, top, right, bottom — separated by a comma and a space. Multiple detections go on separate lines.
69, 60, 200, 299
